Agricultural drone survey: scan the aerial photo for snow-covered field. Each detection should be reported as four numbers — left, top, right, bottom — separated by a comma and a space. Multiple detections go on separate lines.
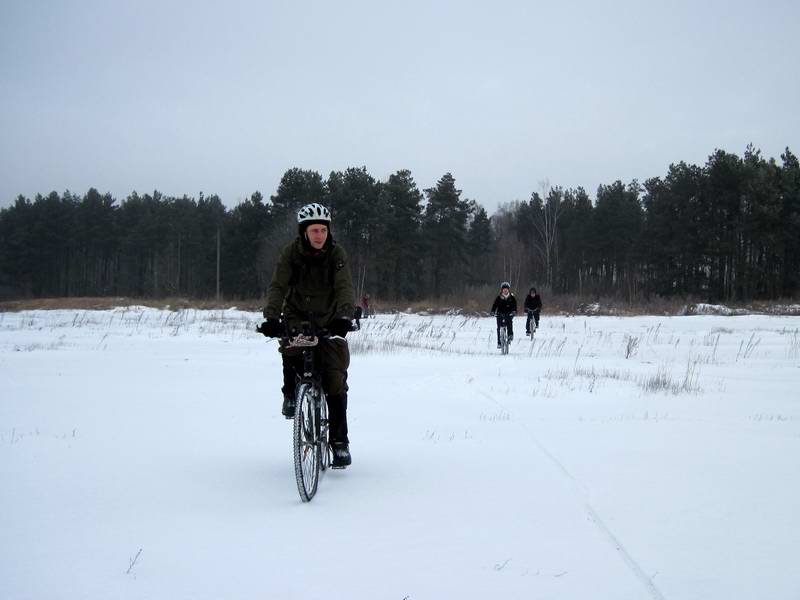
1, 308, 799, 600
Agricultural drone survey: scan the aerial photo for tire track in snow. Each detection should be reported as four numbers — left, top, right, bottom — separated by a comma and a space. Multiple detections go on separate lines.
476, 388, 667, 600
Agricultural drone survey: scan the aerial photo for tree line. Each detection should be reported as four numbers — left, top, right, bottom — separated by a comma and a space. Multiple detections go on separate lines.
1, 145, 798, 304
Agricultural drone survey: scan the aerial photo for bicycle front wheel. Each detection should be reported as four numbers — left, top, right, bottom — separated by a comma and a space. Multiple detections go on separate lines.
293, 383, 320, 502
500, 326, 509, 355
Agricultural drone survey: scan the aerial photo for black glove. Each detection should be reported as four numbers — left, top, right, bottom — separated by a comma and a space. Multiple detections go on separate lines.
257, 319, 283, 338
329, 318, 352, 338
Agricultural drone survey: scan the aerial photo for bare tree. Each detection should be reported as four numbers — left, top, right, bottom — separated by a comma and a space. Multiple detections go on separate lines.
531, 179, 563, 288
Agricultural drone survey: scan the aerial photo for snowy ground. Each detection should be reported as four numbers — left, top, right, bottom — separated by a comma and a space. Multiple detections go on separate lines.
1, 308, 799, 600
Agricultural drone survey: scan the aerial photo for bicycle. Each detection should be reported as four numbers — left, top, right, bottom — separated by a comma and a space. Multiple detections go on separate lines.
284, 326, 334, 502
495, 313, 512, 355
258, 317, 348, 501
526, 310, 539, 340
256, 322, 331, 502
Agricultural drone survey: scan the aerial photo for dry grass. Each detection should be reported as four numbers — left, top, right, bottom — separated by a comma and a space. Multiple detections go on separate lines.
2, 294, 798, 316
375, 292, 697, 317
0, 296, 264, 312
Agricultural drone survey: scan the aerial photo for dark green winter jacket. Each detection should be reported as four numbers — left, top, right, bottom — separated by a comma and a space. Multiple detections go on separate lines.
263, 237, 355, 330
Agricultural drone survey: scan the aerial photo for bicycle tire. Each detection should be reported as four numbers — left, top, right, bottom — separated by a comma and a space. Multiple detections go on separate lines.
319, 389, 330, 472
499, 325, 509, 355
293, 382, 320, 502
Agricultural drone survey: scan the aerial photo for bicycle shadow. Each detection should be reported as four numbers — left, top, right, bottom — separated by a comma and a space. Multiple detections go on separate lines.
178, 451, 304, 511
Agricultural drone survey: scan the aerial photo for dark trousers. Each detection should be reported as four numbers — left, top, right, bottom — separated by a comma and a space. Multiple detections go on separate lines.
496, 314, 514, 344
280, 338, 351, 443
526, 310, 540, 333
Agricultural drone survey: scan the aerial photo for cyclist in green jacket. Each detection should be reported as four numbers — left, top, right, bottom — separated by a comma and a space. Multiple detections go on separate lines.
259, 203, 356, 468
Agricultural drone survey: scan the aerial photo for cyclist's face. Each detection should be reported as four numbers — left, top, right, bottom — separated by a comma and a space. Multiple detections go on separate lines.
305, 224, 329, 249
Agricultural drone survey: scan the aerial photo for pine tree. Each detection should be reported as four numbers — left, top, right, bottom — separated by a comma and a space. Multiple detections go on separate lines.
378, 170, 423, 299
466, 204, 493, 287
422, 173, 472, 297
270, 168, 325, 219
557, 187, 593, 295
779, 148, 800, 296
593, 181, 644, 301
325, 167, 380, 299
223, 191, 271, 298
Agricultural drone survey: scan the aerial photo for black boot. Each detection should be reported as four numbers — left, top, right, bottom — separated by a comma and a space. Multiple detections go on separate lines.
281, 352, 297, 419
281, 394, 295, 419
331, 441, 351, 468
326, 394, 349, 445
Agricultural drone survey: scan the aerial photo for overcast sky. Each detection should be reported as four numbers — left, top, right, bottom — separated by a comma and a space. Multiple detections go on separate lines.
1, 0, 798, 214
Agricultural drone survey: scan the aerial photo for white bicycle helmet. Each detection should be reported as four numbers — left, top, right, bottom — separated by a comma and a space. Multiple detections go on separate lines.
500, 281, 511, 290
297, 203, 331, 225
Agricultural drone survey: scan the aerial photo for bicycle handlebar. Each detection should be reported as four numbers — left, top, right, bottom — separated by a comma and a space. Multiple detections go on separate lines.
256, 319, 335, 341
285, 333, 326, 348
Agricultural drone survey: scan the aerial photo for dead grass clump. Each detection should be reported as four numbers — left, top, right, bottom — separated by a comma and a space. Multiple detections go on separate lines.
0, 297, 264, 313
3, 294, 797, 317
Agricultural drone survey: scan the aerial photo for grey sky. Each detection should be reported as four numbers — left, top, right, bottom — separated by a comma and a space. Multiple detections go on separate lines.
2, 0, 798, 214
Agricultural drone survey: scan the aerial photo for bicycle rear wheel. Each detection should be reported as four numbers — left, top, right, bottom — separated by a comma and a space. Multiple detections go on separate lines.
293, 383, 320, 502
319, 389, 330, 472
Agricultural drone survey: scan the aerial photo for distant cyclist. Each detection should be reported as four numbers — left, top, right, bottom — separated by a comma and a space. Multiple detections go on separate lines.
490, 282, 517, 348
524, 287, 542, 335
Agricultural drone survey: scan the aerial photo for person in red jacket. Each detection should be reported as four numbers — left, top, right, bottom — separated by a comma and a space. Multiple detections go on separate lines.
361, 293, 370, 318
